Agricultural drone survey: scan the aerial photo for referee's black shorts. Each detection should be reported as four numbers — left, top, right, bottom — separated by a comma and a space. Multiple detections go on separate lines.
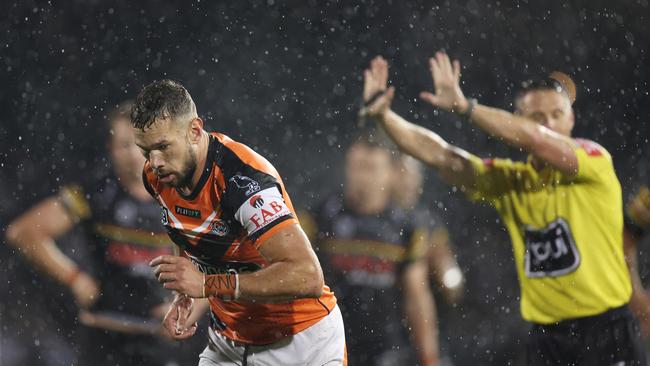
527, 304, 647, 366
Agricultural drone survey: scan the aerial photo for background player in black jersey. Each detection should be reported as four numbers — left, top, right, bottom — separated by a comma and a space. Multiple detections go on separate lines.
624, 184, 650, 338
392, 154, 464, 305
5, 102, 203, 365
314, 131, 439, 366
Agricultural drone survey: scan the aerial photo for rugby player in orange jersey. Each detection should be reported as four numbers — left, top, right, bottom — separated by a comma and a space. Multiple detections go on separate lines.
131, 80, 346, 365
5, 102, 201, 365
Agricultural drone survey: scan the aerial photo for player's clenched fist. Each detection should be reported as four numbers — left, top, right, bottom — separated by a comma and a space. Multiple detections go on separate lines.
150, 255, 204, 298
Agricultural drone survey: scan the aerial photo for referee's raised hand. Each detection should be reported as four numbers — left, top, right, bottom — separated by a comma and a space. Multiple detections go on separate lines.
419, 51, 469, 115
360, 56, 395, 122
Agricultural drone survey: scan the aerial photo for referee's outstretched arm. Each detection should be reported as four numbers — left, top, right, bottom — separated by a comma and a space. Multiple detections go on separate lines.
363, 53, 582, 182
361, 55, 478, 192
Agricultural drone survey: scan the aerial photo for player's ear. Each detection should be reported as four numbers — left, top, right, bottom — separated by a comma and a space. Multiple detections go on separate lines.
188, 118, 203, 143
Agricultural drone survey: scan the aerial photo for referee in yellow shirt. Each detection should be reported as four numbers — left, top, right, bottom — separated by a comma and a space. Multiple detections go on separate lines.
359, 53, 646, 365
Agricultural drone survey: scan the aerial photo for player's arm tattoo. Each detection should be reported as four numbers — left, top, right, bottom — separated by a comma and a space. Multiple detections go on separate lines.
203, 272, 239, 301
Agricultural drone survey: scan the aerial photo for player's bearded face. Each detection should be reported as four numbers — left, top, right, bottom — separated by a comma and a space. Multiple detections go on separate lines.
134, 118, 198, 188
156, 129, 198, 188
176, 140, 198, 187
517, 90, 575, 137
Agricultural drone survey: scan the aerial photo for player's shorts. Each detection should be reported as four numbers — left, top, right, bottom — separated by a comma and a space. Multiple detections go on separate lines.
526, 304, 646, 365
198, 305, 347, 366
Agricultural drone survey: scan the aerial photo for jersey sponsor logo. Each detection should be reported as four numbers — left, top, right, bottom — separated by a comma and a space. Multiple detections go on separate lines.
175, 205, 201, 218
211, 219, 230, 236
523, 218, 581, 278
235, 186, 291, 235
229, 175, 261, 196
188, 255, 262, 275
166, 227, 232, 259
161, 207, 169, 225
248, 201, 287, 230
249, 195, 264, 209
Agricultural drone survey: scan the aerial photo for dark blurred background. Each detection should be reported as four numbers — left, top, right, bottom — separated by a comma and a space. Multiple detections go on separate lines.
1, 0, 648, 365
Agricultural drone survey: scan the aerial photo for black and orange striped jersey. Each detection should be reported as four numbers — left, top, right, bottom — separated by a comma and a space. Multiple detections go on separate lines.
59, 174, 173, 318
142, 132, 337, 345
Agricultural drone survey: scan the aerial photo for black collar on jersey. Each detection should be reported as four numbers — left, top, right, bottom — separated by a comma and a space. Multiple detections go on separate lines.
176, 134, 218, 200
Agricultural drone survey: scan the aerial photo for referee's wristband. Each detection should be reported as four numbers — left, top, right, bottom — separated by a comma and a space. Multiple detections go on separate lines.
363, 90, 386, 108
459, 98, 477, 120
203, 273, 239, 301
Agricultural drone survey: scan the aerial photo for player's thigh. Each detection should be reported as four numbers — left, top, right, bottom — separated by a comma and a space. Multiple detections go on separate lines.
253, 305, 346, 366
311, 305, 347, 366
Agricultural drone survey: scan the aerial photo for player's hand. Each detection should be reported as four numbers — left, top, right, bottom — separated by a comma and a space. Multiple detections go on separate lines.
628, 186, 650, 229
150, 255, 204, 298
419, 51, 469, 114
161, 293, 198, 340
360, 56, 395, 121
69, 272, 100, 308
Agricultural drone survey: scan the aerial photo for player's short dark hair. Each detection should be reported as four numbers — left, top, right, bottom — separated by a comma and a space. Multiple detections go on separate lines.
107, 100, 134, 125
350, 128, 396, 154
130, 80, 195, 130
99, 100, 134, 143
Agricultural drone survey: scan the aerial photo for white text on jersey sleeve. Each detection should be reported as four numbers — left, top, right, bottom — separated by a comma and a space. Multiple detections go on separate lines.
234, 186, 291, 236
